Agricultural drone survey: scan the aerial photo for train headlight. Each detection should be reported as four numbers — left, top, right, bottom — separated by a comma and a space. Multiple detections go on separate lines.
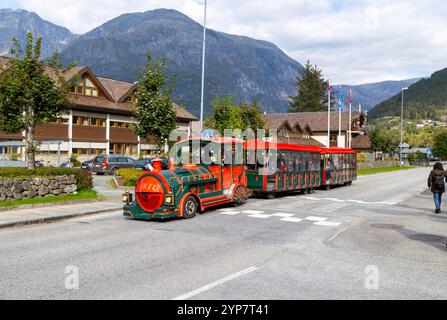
165, 194, 174, 205
123, 191, 133, 204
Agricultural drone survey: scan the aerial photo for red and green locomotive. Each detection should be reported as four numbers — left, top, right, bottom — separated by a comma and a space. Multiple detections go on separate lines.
123, 138, 357, 220
123, 138, 249, 220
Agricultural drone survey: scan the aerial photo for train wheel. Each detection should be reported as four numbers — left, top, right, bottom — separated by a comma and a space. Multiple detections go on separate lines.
233, 185, 248, 206
182, 196, 198, 219
266, 193, 275, 200
324, 185, 330, 190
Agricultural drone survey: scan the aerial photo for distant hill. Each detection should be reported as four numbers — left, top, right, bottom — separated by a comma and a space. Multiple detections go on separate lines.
369, 68, 447, 120
59, 9, 303, 116
340, 79, 421, 112
0, 8, 76, 58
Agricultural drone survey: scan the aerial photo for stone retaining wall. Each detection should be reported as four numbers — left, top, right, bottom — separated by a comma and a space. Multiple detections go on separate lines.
0, 175, 78, 201
357, 161, 401, 170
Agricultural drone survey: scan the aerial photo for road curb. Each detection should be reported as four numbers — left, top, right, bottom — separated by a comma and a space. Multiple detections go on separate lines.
0, 198, 102, 212
0, 206, 123, 230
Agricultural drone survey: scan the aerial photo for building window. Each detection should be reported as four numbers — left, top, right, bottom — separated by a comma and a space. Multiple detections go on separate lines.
70, 75, 99, 97
73, 116, 106, 127
52, 117, 69, 125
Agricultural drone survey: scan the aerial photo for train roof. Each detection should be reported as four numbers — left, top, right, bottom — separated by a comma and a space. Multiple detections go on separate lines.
319, 147, 356, 154
244, 139, 321, 153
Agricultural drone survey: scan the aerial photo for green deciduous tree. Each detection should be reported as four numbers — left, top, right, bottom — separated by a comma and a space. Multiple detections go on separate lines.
289, 61, 329, 113
433, 129, 447, 160
205, 97, 267, 135
133, 54, 177, 155
368, 125, 400, 155
0, 33, 73, 169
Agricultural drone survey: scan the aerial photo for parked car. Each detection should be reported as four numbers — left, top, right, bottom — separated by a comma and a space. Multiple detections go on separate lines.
135, 159, 154, 171
90, 155, 136, 175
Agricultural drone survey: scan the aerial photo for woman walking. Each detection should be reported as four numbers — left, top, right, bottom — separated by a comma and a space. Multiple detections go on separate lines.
428, 162, 447, 214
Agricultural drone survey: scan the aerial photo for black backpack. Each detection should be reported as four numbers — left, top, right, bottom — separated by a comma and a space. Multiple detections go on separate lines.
433, 174, 445, 189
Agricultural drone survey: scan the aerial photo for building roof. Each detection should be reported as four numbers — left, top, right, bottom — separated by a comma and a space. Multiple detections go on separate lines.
97, 77, 137, 103
351, 135, 372, 150
265, 111, 364, 133
1, 56, 198, 121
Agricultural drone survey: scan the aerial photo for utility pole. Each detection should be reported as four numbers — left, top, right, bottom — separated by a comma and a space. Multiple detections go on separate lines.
400, 87, 408, 167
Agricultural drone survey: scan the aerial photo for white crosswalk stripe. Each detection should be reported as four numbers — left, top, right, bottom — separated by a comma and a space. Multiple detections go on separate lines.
216, 208, 341, 227
248, 214, 273, 219
305, 216, 328, 222
272, 213, 295, 218
280, 217, 303, 223
314, 221, 341, 227
243, 210, 265, 214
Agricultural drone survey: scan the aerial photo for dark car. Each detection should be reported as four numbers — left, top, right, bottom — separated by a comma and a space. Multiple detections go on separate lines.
91, 155, 136, 175
135, 159, 153, 171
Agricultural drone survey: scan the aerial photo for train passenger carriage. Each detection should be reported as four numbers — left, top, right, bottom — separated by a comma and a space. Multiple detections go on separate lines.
123, 138, 249, 220
320, 147, 357, 189
245, 140, 322, 198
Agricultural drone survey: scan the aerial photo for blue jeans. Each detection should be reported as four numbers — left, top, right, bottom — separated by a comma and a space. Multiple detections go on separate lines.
433, 193, 443, 210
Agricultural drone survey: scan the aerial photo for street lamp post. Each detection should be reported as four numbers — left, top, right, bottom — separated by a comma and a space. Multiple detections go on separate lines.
199, 0, 208, 133
400, 87, 408, 167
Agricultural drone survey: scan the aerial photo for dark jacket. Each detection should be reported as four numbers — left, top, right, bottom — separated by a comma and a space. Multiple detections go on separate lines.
428, 169, 446, 193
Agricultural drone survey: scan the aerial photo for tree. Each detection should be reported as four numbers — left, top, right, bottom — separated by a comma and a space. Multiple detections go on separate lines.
289, 61, 328, 113
133, 54, 177, 155
205, 97, 267, 135
240, 100, 267, 131
433, 129, 447, 160
0, 33, 73, 169
368, 125, 400, 155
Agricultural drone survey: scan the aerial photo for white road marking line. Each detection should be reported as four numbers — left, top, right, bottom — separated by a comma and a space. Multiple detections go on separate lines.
172, 266, 258, 300
305, 216, 328, 222
248, 214, 272, 219
217, 208, 237, 212
280, 217, 303, 223
272, 213, 295, 218
243, 210, 265, 214
218, 211, 240, 215
301, 196, 397, 206
314, 221, 341, 227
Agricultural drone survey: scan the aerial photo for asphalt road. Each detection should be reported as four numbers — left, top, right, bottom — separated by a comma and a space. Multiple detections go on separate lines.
0, 167, 446, 300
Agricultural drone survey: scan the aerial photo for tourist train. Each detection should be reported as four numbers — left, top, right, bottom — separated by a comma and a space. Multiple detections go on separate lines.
123, 138, 356, 220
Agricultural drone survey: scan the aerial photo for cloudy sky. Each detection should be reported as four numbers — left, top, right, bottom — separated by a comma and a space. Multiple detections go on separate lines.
1, 0, 446, 84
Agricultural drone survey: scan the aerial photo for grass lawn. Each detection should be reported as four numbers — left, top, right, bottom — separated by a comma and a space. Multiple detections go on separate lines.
357, 166, 415, 175
0, 189, 99, 208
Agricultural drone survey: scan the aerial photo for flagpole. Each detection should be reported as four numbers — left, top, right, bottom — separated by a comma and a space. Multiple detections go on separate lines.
349, 89, 352, 149
338, 86, 342, 147
199, 0, 207, 133
327, 81, 331, 148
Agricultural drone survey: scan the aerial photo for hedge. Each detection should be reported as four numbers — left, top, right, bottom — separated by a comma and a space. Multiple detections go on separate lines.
117, 168, 142, 187
0, 167, 93, 190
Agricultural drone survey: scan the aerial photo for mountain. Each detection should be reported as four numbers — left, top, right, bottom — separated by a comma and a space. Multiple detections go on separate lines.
338, 79, 421, 112
59, 9, 303, 116
369, 68, 447, 120
0, 8, 76, 58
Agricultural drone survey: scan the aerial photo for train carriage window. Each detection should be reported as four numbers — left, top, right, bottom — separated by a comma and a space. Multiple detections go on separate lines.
287, 151, 294, 172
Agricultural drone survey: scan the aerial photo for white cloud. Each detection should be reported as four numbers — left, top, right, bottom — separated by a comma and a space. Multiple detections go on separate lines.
2, 0, 447, 84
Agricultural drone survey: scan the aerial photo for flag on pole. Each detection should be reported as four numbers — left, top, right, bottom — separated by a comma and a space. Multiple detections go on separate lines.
338, 86, 343, 111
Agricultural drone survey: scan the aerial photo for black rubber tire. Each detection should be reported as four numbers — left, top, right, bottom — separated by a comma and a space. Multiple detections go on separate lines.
110, 167, 119, 176
182, 196, 198, 219
324, 185, 331, 190
266, 193, 275, 200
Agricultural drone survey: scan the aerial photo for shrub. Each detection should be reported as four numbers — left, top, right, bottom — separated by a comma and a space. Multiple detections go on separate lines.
117, 168, 142, 187
356, 153, 367, 163
70, 154, 81, 168
0, 167, 93, 190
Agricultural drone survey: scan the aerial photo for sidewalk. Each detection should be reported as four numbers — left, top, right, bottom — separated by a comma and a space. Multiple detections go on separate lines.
0, 200, 123, 230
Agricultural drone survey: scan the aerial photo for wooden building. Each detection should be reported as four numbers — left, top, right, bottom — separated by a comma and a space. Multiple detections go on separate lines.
0, 57, 198, 163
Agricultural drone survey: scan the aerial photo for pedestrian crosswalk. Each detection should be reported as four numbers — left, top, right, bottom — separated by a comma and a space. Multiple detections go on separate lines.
216, 208, 341, 227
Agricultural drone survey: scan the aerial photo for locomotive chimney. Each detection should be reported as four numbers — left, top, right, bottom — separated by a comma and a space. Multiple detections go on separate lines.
152, 158, 163, 172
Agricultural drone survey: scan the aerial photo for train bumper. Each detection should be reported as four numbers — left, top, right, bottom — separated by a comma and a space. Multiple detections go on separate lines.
123, 201, 177, 220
